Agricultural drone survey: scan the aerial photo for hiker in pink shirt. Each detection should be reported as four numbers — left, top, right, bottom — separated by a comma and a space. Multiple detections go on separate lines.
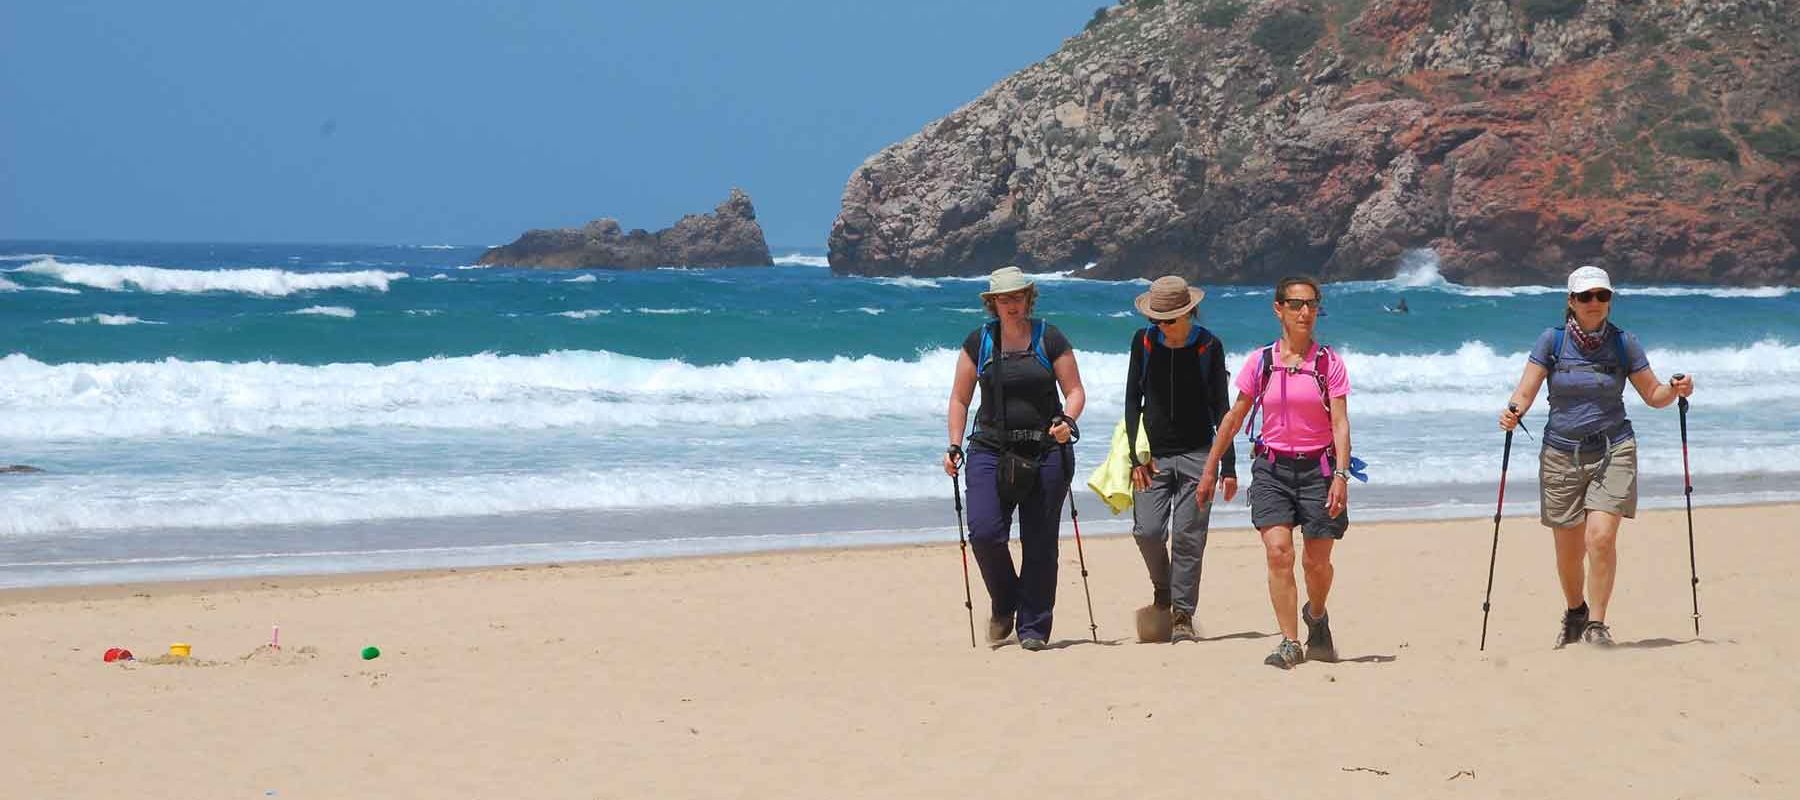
1200, 276, 1354, 669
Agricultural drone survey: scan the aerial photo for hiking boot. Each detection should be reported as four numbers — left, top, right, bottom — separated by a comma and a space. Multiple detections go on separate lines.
1019, 637, 1048, 652
1302, 602, 1337, 663
1554, 602, 1589, 649
987, 615, 1014, 644
1263, 638, 1304, 670
1581, 620, 1615, 647
1170, 611, 1197, 644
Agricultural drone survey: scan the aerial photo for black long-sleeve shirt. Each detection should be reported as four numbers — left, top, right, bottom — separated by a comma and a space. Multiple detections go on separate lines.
1123, 327, 1237, 478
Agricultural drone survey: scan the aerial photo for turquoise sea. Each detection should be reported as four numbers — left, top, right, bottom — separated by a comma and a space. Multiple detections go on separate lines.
3, 241, 1796, 587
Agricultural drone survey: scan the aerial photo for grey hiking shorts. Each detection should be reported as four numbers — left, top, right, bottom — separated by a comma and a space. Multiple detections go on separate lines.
1540, 437, 1638, 528
1248, 453, 1348, 540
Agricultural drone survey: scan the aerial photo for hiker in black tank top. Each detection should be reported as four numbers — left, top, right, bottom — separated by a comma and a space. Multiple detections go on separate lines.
942, 267, 1086, 651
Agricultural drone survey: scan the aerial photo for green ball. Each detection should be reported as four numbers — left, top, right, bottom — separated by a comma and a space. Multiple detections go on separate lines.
360, 646, 381, 660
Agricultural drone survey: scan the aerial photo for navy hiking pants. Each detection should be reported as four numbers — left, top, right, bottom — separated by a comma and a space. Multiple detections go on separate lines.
963, 445, 1069, 642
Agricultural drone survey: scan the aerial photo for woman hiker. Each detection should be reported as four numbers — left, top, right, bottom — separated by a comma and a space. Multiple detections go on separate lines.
943, 267, 1087, 652
1123, 276, 1237, 644
1199, 276, 1353, 669
1498, 265, 1694, 648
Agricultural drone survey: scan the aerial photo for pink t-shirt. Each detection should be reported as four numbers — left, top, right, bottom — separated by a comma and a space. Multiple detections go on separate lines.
1235, 341, 1350, 453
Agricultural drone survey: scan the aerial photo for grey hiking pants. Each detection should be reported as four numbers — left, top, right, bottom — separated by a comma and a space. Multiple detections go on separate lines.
1131, 451, 1215, 615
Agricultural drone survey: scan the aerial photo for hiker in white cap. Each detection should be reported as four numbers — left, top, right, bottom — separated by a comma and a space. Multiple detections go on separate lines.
1122, 276, 1237, 644
1498, 265, 1694, 648
943, 266, 1087, 651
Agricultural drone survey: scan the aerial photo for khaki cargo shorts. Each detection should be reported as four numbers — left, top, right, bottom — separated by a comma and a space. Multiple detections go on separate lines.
1539, 438, 1638, 528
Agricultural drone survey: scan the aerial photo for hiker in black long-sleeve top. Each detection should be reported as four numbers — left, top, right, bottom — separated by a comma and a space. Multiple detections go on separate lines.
1123, 276, 1237, 643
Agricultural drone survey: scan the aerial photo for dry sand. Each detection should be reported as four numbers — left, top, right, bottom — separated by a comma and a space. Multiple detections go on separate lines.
2, 504, 1795, 798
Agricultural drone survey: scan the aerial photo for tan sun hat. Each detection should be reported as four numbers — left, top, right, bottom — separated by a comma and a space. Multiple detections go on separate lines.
979, 266, 1034, 298
1133, 275, 1205, 320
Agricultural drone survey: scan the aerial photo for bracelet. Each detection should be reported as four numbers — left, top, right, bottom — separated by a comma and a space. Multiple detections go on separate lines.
1331, 469, 1350, 481
946, 444, 963, 460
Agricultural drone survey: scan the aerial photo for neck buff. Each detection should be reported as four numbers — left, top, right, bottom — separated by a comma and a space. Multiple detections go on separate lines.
1565, 311, 1612, 354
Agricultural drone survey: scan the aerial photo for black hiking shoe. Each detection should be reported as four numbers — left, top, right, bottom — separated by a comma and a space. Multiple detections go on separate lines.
1555, 603, 1590, 649
987, 615, 1014, 644
1581, 620, 1615, 647
1170, 611, 1197, 644
1019, 637, 1048, 652
1264, 638, 1303, 669
1302, 602, 1337, 663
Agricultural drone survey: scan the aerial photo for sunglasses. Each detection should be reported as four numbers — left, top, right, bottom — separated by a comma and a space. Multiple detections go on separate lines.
1148, 317, 1183, 327
1276, 298, 1321, 311
1572, 290, 1613, 303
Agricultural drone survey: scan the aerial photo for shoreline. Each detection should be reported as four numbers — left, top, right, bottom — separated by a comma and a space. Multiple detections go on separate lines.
5, 500, 1790, 603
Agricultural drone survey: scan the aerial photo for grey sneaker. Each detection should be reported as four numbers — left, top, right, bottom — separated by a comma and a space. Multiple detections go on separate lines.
1019, 637, 1048, 652
1555, 603, 1589, 649
1264, 638, 1304, 669
987, 615, 1014, 644
1581, 620, 1615, 647
1170, 611, 1198, 644
1302, 602, 1337, 663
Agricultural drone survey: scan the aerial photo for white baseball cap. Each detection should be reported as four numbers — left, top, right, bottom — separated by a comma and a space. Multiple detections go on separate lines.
1567, 265, 1613, 294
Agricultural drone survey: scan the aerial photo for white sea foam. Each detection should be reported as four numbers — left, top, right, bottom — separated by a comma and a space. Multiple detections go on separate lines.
553, 309, 610, 319
430, 273, 450, 281
2, 341, 1794, 441
0, 276, 18, 291
415, 244, 460, 250
0, 467, 951, 536
52, 314, 163, 326
289, 305, 356, 318
32, 286, 82, 295
773, 254, 830, 267
404, 309, 444, 316
854, 307, 884, 315
0, 253, 56, 262
15, 258, 405, 296
633, 307, 703, 315
874, 276, 940, 289
563, 274, 600, 283
1339, 250, 1793, 299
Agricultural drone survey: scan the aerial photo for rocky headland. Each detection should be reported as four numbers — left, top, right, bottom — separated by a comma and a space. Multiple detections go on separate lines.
480, 189, 773, 269
828, 0, 1799, 285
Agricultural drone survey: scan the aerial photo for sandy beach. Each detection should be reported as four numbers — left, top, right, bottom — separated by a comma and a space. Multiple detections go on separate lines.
3, 504, 1795, 798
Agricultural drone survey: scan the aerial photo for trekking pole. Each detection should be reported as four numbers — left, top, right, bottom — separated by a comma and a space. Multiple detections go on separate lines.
1063, 443, 1099, 643
1674, 375, 1701, 636
950, 461, 976, 649
1480, 403, 1519, 651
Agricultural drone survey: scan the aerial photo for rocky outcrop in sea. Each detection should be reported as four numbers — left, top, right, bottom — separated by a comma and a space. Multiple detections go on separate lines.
828, 0, 1799, 285
481, 189, 773, 269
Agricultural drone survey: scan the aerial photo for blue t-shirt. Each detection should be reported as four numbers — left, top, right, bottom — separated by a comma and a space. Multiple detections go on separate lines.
1528, 326, 1650, 451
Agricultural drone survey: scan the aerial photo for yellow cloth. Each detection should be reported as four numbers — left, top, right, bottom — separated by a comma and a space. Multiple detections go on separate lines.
1086, 417, 1152, 515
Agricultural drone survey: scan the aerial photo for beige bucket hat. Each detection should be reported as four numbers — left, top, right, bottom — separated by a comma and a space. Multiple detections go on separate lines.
979, 266, 1034, 298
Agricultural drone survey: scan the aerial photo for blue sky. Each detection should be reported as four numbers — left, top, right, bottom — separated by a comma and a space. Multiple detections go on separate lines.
1, 0, 1101, 247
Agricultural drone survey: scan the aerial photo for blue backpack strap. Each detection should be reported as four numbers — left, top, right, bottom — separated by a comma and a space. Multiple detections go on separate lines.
975, 321, 998, 378
1029, 319, 1051, 372
1550, 326, 1566, 371
1140, 326, 1156, 384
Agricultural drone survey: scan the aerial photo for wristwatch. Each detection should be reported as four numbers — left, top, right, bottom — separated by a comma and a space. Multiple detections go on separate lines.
1331, 469, 1350, 481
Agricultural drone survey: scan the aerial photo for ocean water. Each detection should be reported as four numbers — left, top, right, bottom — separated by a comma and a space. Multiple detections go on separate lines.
2, 242, 1796, 588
